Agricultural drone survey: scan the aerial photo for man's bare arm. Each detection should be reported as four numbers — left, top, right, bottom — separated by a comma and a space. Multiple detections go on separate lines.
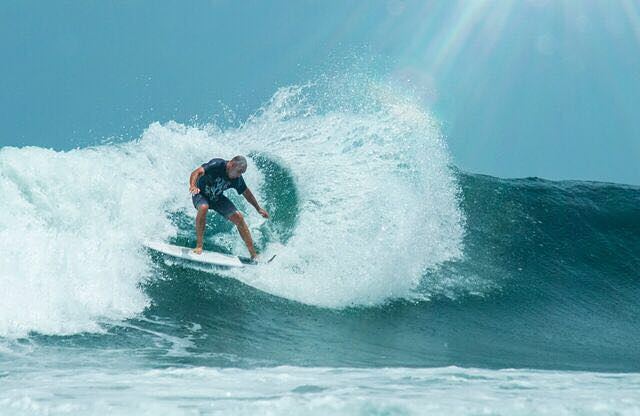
243, 188, 269, 218
189, 167, 205, 194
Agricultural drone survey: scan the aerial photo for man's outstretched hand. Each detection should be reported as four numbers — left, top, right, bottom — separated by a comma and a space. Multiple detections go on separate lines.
258, 208, 269, 218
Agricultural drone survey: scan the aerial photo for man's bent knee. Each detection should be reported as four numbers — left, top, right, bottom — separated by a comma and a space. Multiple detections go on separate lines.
197, 204, 209, 213
227, 211, 244, 225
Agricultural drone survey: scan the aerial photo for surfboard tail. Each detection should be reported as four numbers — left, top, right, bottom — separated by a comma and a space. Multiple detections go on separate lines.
238, 256, 257, 265
238, 254, 277, 265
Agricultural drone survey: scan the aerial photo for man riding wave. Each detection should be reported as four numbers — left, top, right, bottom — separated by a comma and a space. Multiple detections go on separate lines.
189, 155, 269, 260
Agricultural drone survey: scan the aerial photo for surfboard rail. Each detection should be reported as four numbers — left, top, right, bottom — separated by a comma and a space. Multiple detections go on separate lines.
144, 241, 247, 268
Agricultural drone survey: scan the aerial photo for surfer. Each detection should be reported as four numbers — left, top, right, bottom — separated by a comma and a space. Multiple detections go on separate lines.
189, 155, 269, 259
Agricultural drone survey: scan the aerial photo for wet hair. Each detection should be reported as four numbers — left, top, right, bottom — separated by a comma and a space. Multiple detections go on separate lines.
231, 155, 247, 171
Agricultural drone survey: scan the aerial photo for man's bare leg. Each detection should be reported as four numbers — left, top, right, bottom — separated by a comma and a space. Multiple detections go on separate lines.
193, 205, 209, 254
228, 212, 258, 259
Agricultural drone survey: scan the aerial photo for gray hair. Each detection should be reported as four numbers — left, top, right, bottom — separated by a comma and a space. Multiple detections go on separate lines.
231, 155, 247, 170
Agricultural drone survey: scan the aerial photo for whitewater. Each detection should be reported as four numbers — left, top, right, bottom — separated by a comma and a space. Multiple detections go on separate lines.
0, 82, 464, 337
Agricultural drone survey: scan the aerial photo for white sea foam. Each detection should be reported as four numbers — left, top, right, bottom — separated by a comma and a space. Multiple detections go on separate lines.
0, 80, 464, 336
1, 365, 639, 416
0, 123, 226, 337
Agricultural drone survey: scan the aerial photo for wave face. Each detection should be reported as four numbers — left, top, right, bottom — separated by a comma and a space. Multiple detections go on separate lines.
1, 81, 639, 374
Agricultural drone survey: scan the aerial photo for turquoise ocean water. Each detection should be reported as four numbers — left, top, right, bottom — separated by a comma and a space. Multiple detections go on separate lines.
1, 78, 639, 415
2, 1, 640, 412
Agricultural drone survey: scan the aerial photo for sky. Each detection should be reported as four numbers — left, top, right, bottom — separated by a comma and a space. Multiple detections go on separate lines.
1, 0, 639, 184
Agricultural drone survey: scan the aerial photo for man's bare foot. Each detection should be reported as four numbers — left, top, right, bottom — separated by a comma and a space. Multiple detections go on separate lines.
192, 247, 203, 254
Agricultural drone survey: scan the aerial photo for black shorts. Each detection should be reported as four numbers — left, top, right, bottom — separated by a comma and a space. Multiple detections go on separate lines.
192, 193, 238, 218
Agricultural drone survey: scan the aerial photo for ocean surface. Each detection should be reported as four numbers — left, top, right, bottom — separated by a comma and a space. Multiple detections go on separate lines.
1, 81, 639, 415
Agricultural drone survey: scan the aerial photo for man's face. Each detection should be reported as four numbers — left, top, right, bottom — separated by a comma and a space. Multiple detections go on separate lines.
227, 161, 246, 179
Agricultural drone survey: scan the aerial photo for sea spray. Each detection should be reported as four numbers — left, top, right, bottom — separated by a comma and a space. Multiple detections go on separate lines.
0, 79, 465, 337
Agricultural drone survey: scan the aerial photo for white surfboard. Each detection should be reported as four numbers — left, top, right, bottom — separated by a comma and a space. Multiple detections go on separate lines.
144, 241, 256, 268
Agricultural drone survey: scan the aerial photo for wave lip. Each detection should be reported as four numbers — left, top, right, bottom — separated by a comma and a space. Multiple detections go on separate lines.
227, 83, 465, 307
